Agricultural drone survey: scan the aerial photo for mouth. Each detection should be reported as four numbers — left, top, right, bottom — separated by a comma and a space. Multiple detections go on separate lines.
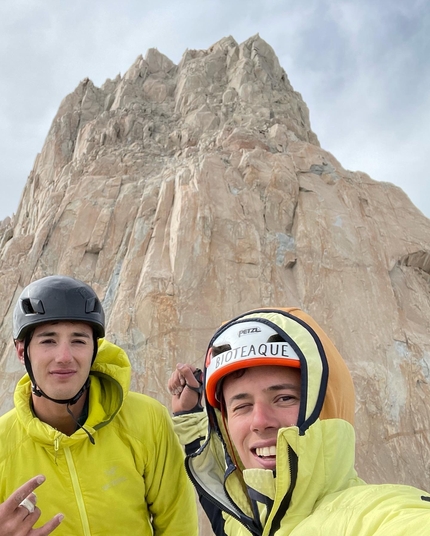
250, 445, 277, 469
50, 370, 76, 378
254, 445, 276, 458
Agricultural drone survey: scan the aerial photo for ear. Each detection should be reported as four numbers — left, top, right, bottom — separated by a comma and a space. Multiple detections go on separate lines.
15, 340, 25, 365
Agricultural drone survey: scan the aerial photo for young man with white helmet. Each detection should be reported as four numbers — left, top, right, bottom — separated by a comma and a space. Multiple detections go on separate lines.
169, 307, 430, 535
0, 275, 198, 536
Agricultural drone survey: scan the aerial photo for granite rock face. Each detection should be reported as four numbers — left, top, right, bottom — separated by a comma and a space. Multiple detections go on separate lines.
1, 34, 430, 506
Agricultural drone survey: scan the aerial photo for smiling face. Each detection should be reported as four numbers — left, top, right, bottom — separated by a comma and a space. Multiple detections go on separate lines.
222, 365, 301, 470
16, 321, 94, 401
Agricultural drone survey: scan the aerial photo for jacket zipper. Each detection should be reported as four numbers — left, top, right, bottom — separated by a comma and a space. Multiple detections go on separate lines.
53, 435, 60, 465
185, 458, 261, 536
64, 446, 92, 536
267, 446, 298, 536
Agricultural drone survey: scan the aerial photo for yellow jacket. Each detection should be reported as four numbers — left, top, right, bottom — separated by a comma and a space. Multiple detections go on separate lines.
0, 339, 198, 535
177, 308, 430, 535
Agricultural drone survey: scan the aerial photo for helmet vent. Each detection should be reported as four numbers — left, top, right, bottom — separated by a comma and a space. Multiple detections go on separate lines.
267, 334, 285, 342
22, 298, 45, 315
212, 344, 231, 358
85, 297, 98, 313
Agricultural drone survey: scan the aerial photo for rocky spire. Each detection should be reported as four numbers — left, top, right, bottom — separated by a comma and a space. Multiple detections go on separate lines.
0, 36, 429, 501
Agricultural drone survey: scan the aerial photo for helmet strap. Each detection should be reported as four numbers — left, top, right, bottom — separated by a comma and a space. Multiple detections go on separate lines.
91, 333, 98, 363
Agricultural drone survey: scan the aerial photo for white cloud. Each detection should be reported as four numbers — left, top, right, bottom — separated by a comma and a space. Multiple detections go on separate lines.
0, 0, 429, 220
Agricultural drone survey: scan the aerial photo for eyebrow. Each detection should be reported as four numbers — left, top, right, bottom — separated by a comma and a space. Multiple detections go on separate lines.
35, 330, 91, 339
226, 383, 300, 407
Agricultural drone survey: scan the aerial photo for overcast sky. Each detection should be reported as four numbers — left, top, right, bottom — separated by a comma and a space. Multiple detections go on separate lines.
1, 0, 429, 222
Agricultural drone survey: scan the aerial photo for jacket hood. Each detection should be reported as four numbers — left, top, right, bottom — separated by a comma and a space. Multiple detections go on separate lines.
14, 339, 131, 445
205, 307, 355, 428
85, 338, 131, 430
186, 308, 359, 535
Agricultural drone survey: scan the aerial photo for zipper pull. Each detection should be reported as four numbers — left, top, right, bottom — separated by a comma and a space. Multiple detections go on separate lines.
54, 435, 60, 465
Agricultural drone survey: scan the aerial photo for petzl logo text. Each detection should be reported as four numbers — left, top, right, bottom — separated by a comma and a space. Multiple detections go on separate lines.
238, 327, 262, 337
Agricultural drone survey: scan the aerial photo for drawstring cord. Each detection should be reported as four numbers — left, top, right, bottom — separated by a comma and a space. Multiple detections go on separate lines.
66, 403, 95, 445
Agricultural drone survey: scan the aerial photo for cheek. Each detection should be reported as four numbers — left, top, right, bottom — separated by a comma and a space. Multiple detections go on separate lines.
76, 348, 94, 365
281, 405, 300, 427
227, 418, 249, 449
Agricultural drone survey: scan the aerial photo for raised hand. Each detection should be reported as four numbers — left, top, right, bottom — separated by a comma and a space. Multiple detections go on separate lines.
168, 363, 203, 414
0, 475, 63, 536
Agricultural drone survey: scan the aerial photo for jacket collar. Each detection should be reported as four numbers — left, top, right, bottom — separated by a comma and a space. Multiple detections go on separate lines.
187, 417, 362, 534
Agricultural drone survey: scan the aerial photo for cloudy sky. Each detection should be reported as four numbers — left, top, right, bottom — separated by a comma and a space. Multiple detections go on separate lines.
1, 0, 429, 221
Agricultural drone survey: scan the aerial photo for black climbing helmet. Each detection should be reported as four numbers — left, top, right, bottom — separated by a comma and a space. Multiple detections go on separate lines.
13, 275, 105, 341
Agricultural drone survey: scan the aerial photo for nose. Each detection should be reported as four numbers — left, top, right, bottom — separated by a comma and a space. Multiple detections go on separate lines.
250, 402, 277, 432
55, 342, 73, 364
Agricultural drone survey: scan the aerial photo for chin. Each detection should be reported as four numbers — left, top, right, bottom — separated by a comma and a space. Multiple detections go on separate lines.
42, 387, 78, 401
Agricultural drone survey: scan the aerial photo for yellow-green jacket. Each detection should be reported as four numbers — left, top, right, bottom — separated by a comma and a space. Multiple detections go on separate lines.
0, 339, 198, 535
175, 308, 430, 535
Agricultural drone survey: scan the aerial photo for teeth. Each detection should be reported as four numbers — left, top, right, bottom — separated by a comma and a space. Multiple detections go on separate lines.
256, 446, 276, 457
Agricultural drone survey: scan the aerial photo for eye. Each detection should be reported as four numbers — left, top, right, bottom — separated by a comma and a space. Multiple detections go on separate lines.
40, 338, 55, 344
231, 403, 252, 414
72, 338, 88, 345
276, 394, 299, 405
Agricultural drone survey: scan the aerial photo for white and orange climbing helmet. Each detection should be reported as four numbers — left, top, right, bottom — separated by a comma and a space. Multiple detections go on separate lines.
205, 318, 301, 410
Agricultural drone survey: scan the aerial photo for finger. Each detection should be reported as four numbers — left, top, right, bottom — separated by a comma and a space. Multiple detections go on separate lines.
177, 365, 200, 388
8, 507, 41, 536
175, 364, 188, 386
168, 371, 185, 394
172, 385, 184, 396
5, 476, 45, 511
32, 513, 64, 536
18, 495, 37, 517
176, 363, 197, 373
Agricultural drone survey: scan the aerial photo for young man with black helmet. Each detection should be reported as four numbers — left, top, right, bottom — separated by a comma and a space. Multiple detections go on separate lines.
0, 275, 198, 536
169, 307, 430, 536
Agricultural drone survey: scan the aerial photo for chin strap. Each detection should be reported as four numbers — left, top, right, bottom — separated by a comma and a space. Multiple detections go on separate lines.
31, 375, 90, 405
